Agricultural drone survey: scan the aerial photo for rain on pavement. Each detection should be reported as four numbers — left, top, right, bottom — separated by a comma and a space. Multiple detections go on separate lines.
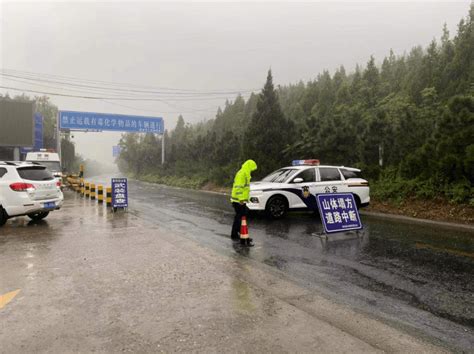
129, 181, 474, 330
1, 179, 473, 352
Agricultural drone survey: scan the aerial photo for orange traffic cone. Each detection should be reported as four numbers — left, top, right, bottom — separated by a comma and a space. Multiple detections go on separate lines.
240, 216, 254, 247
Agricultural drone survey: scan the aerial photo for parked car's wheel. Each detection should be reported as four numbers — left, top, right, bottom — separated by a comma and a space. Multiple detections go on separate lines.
266, 195, 288, 219
0, 207, 8, 226
27, 211, 49, 221
353, 194, 361, 209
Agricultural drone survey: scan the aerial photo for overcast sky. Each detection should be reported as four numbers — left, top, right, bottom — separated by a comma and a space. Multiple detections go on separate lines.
1, 1, 471, 163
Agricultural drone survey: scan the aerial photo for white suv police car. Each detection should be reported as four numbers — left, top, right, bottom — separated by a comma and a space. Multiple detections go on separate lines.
0, 161, 64, 226
248, 160, 370, 219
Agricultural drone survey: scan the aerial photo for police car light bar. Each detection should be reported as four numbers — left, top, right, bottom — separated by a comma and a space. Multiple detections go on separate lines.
292, 159, 320, 166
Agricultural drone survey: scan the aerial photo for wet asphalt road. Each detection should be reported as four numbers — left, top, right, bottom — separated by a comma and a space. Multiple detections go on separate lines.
1, 178, 473, 352
125, 179, 474, 351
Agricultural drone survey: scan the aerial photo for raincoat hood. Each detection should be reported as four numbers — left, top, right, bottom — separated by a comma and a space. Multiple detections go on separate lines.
242, 159, 257, 173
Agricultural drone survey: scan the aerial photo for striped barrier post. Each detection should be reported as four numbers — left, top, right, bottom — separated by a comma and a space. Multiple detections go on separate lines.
85, 182, 90, 198
97, 185, 104, 204
106, 187, 112, 207
90, 183, 96, 200
79, 165, 85, 196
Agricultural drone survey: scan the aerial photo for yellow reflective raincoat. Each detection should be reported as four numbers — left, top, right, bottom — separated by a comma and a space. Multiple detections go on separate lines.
231, 160, 257, 203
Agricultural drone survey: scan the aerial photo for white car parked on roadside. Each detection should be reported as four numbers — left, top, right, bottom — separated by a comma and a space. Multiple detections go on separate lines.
248, 160, 370, 219
0, 161, 64, 226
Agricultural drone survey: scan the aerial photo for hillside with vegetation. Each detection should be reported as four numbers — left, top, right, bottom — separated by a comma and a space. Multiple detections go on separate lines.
119, 6, 473, 211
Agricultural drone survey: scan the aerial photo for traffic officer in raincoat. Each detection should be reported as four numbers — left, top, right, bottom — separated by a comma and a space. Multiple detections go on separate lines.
231, 159, 257, 246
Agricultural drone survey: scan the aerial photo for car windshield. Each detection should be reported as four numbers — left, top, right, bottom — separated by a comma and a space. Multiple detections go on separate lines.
32, 161, 61, 172
261, 168, 298, 183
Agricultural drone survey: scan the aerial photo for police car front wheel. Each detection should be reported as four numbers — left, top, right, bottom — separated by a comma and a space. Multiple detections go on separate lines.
266, 196, 288, 219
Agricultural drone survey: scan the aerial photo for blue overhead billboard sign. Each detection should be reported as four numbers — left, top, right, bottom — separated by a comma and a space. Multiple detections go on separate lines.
316, 193, 362, 233
59, 110, 164, 134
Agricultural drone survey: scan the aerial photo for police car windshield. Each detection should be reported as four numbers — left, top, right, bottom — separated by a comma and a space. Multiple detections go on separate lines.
262, 168, 298, 183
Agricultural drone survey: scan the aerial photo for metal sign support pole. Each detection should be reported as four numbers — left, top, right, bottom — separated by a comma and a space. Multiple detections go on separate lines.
57, 112, 61, 160
161, 133, 165, 165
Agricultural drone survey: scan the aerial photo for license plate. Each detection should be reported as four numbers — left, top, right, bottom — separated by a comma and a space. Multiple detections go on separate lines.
43, 202, 56, 209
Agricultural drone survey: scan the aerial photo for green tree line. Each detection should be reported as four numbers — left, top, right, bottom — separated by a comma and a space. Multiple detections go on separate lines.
119, 6, 473, 203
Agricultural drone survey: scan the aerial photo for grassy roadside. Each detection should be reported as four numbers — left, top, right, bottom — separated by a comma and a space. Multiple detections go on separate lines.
365, 199, 474, 225
134, 173, 474, 226
139, 174, 208, 190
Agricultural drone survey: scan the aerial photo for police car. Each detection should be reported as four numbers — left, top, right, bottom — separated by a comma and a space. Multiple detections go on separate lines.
248, 160, 370, 219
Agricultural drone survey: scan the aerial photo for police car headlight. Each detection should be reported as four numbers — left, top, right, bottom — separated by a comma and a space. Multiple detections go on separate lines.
250, 197, 259, 204
251, 189, 263, 194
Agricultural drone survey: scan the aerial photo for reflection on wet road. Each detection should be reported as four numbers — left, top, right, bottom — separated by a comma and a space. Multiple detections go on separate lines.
129, 180, 474, 348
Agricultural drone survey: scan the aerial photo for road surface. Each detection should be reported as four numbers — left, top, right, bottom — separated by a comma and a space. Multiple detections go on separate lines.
129, 180, 474, 350
1, 178, 473, 352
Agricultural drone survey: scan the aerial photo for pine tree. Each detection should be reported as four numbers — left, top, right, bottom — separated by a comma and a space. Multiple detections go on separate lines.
244, 70, 291, 177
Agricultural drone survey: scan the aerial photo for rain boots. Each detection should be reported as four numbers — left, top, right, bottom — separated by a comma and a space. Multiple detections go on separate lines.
231, 233, 240, 241
240, 238, 254, 247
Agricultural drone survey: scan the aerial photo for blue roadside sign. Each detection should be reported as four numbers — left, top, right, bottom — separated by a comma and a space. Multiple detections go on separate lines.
316, 193, 362, 233
34, 113, 43, 150
111, 178, 128, 208
20, 113, 43, 155
59, 111, 164, 134
112, 145, 122, 157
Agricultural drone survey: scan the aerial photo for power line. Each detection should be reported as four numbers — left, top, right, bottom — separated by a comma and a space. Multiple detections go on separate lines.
3, 68, 256, 92
2, 68, 199, 92
1, 76, 142, 99
0, 73, 256, 101
0, 69, 259, 95
0, 73, 255, 97
0, 85, 252, 101
0, 68, 257, 116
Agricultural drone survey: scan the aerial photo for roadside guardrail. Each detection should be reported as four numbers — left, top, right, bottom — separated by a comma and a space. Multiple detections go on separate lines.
64, 165, 126, 212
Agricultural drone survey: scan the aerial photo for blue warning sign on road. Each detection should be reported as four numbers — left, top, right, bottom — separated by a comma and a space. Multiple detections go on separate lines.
111, 178, 128, 208
316, 193, 362, 233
